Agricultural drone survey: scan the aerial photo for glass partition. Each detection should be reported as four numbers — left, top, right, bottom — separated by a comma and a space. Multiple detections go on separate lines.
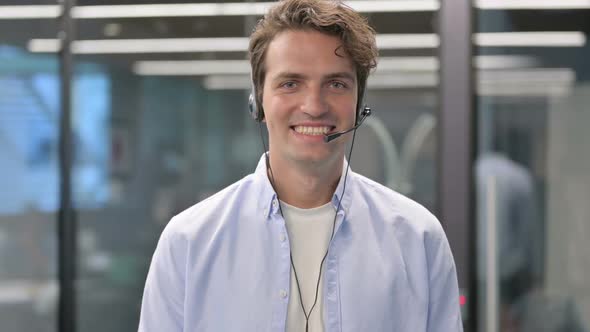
0, 2, 59, 331
475, 3, 590, 331
2, 1, 448, 330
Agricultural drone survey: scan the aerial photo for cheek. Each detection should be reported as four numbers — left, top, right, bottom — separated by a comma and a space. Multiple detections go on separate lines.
264, 110, 284, 134
265, 97, 292, 122
330, 95, 356, 116
337, 104, 357, 123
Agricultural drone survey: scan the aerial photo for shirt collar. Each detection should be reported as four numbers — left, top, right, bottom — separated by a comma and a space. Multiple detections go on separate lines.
253, 153, 354, 220
254, 153, 277, 219
332, 157, 353, 216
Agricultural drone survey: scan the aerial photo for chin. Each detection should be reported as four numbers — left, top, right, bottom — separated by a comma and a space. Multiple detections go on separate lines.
290, 151, 342, 167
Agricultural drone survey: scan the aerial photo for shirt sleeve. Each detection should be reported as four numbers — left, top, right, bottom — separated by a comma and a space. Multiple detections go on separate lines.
138, 220, 187, 332
425, 223, 464, 332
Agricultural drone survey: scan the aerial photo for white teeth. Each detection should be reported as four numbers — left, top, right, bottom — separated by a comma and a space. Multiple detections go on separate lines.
293, 126, 331, 135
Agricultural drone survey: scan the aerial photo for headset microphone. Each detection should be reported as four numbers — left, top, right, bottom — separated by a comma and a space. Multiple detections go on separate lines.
324, 106, 372, 143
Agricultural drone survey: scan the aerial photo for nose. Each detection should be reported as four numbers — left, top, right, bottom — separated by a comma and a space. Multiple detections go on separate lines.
301, 86, 328, 118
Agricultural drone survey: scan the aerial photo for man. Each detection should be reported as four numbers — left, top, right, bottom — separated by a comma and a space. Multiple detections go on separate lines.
138, 1, 463, 331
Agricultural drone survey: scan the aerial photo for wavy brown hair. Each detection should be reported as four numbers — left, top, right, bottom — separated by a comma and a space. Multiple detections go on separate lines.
248, 0, 378, 118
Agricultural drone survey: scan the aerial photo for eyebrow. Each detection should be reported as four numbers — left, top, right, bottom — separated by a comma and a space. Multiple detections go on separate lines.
271, 72, 306, 83
271, 71, 356, 83
324, 72, 356, 82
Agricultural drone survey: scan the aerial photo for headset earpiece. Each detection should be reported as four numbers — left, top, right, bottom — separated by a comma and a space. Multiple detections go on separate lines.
248, 93, 264, 122
248, 72, 264, 122
355, 86, 366, 125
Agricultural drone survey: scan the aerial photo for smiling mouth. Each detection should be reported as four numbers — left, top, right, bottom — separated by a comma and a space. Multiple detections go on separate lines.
291, 125, 334, 136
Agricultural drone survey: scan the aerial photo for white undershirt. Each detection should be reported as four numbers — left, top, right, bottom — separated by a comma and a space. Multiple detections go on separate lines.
281, 200, 336, 332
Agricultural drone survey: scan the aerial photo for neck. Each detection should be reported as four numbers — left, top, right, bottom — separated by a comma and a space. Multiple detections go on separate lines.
267, 154, 343, 209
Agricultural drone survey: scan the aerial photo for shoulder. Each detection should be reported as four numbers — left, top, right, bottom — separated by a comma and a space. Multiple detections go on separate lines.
349, 171, 445, 242
163, 172, 260, 240
349, 172, 456, 276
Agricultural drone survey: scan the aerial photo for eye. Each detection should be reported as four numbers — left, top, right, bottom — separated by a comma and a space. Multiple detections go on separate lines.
280, 81, 298, 89
329, 81, 347, 89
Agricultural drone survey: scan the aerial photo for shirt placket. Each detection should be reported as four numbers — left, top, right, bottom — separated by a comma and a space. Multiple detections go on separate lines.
324, 209, 345, 332
270, 197, 291, 332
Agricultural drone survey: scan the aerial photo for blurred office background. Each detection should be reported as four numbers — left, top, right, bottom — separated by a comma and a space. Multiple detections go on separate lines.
0, 1, 588, 331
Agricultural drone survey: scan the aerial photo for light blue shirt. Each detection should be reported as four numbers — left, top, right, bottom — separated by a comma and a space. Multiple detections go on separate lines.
139, 155, 463, 332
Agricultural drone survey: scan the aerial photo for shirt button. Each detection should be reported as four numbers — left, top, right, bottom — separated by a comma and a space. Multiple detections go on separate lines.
279, 289, 288, 299
279, 233, 286, 242
272, 200, 278, 208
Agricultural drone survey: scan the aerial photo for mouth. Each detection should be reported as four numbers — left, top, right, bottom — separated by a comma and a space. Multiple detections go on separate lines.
291, 125, 335, 136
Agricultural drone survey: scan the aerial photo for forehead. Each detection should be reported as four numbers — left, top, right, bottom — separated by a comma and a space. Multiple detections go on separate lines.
264, 29, 355, 79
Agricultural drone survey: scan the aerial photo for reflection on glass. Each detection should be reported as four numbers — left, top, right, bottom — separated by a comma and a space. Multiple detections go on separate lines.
354, 90, 438, 212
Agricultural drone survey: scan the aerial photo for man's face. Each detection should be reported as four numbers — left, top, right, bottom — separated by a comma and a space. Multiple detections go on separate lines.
261, 29, 358, 167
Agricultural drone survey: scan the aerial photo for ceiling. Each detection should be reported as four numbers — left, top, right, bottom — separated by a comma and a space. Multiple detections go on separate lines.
0, 1, 588, 80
